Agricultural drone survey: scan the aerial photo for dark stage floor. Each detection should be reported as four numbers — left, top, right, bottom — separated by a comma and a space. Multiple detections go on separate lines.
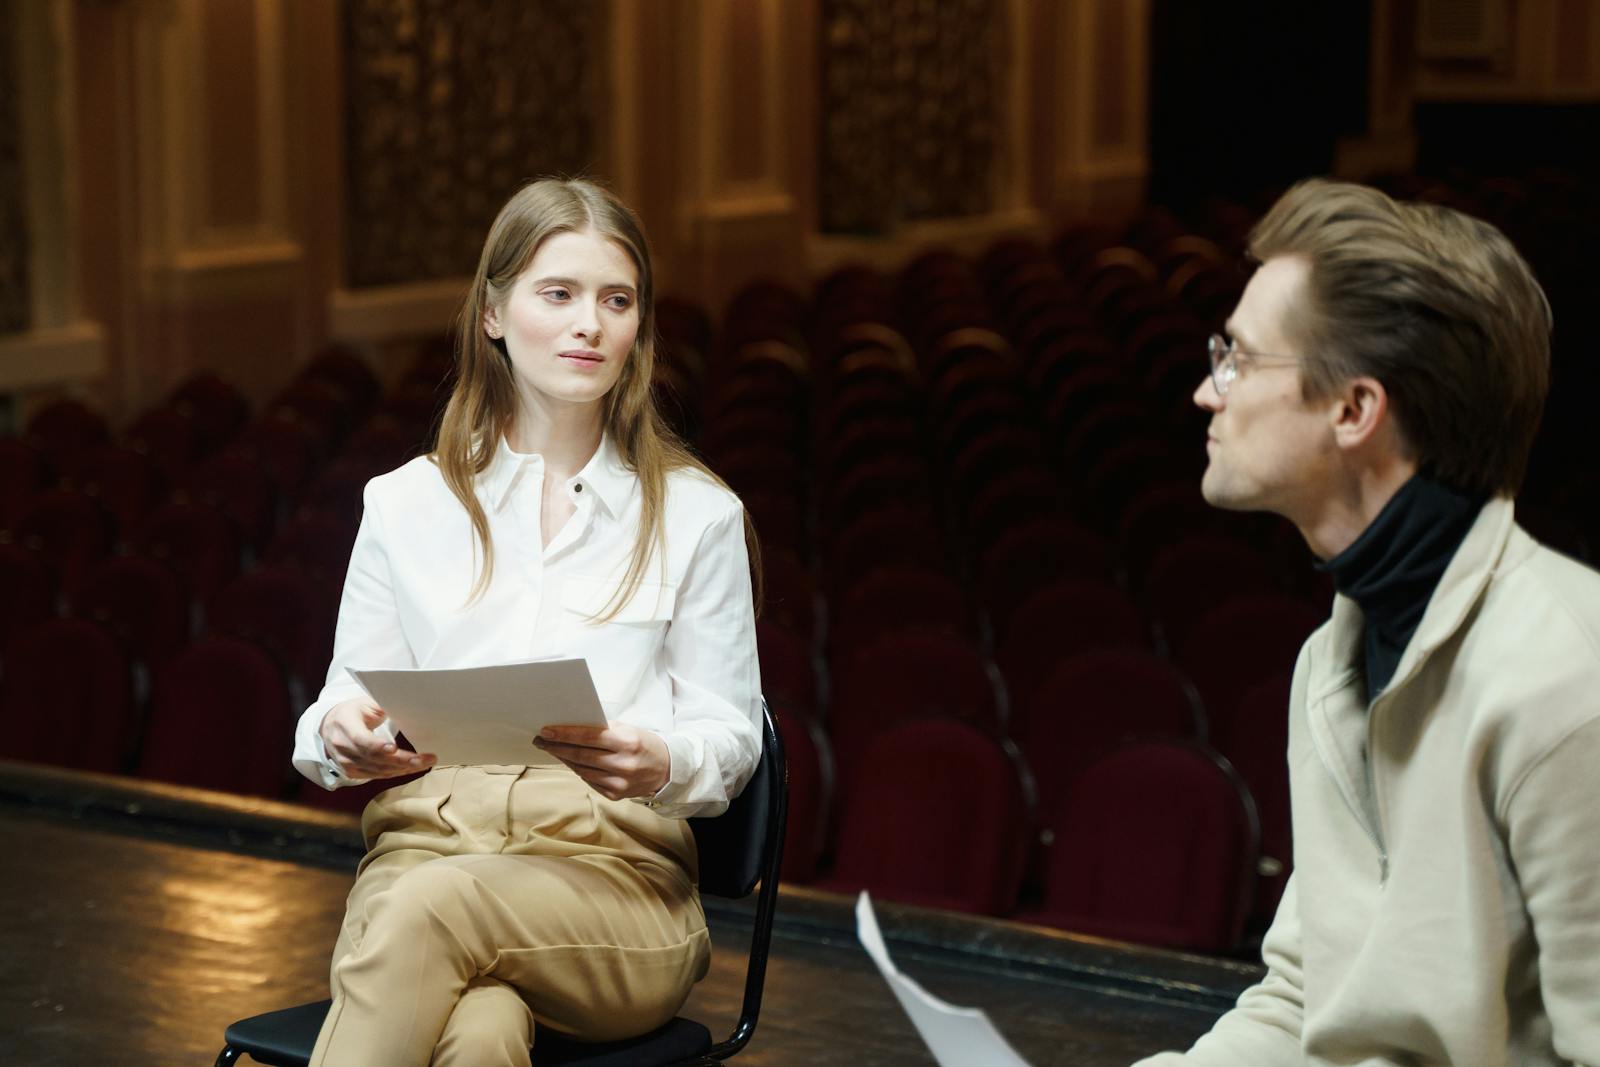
0, 762, 1260, 1065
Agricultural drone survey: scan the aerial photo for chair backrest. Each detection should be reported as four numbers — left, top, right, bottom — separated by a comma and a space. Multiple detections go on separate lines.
0, 616, 133, 773
685, 700, 788, 1058
1041, 738, 1258, 952
828, 718, 1031, 916
689, 700, 786, 899
139, 635, 292, 797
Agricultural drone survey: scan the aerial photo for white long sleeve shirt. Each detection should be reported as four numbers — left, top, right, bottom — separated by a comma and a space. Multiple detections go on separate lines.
291, 434, 762, 819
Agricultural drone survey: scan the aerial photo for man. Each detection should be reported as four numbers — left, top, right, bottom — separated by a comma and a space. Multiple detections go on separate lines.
1135, 179, 1600, 1066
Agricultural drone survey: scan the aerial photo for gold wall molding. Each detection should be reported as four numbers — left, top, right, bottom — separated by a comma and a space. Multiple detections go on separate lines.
1041, 0, 1150, 220
329, 277, 468, 343
0, 322, 107, 392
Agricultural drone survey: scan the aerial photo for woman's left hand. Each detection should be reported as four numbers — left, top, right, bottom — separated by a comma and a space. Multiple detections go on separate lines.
534, 722, 671, 801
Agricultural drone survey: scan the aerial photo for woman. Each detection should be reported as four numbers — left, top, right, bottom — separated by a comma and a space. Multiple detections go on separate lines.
291, 178, 762, 1067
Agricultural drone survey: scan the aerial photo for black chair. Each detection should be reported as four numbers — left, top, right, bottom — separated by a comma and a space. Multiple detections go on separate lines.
216, 702, 788, 1066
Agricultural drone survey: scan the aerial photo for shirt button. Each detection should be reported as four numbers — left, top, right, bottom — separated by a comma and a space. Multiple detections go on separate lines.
574, 483, 583, 493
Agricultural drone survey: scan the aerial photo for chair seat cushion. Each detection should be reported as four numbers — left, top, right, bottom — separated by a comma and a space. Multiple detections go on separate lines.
222, 1000, 329, 1066
534, 1018, 713, 1065
222, 999, 713, 1066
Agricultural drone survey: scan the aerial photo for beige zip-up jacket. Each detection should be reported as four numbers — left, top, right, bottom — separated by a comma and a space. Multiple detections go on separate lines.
1137, 498, 1600, 1066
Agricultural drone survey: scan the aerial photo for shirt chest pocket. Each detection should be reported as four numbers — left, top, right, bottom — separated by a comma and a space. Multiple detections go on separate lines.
560, 576, 677, 706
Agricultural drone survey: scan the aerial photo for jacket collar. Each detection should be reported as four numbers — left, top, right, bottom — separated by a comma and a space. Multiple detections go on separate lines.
1317, 495, 1516, 702
478, 432, 636, 518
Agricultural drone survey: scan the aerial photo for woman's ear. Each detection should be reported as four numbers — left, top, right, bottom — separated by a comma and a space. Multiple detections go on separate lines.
482, 304, 503, 340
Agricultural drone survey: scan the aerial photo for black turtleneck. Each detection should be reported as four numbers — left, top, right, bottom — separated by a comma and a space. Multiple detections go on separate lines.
1317, 473, 1486, 701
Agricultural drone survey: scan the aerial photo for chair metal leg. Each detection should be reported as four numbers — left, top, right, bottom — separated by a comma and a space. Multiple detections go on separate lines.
214, 1045, 242, 1066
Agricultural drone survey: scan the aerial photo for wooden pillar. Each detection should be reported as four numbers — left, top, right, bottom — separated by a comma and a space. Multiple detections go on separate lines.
1033, 0, 1151, 224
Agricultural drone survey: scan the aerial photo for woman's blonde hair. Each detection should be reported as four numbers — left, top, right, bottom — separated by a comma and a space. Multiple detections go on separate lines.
433, 177, 759, 618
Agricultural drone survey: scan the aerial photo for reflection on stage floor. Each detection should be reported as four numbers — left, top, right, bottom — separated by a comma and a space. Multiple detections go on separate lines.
0, 762, 1259, 1065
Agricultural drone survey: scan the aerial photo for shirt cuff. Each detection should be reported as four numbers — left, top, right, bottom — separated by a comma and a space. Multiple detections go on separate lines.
627, 731, 690, 812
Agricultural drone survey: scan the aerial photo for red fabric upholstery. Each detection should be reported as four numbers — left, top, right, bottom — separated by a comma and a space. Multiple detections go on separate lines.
1015, 648, 1204, 814
133, 500, 242, 605
139, 636, 292, 797
1212, 670, 1295, 920
0, 544, 53, 645
827, 632, 1000, 786
9, 489, 114, 593
61, 445, 167, 533
184, 454, 280, 554
266, 510, 359, 584
1175, 594, 1322, 736
125, 407, 201, 481
1138, 535, 1279, 649
830, 567, 972, 654
0, 617, 132, 773
822, 719, 1030, 915
209, 565, 334, 690
973, 518, 1115, 631
0, 438, 50, 527
755, 620, 815, 721
168, 372, 250, 452
995, 579, 1151, 717
773, 705, 831, 884
1021, 739, 1257, 952
72, 555, 190, 667
756, 548, 817, 645
24, 399, 110, 461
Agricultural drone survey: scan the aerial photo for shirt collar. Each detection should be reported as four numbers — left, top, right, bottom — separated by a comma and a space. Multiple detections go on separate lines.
480, 432, 636, 517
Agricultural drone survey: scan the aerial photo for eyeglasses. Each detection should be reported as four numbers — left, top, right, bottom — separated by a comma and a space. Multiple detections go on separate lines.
1207, 333, 1299, 396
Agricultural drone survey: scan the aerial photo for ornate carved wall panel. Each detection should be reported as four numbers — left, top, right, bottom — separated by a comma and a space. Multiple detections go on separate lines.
341, 0, 602, 287
0, 1, 31, 333
818, 0, 1003, 234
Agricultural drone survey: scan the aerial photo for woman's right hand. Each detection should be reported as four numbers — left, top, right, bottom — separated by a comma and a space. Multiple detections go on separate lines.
319, 699, 436, 780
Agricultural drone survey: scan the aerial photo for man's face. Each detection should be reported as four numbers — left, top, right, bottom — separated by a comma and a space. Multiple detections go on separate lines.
1194, 256, 1337, 521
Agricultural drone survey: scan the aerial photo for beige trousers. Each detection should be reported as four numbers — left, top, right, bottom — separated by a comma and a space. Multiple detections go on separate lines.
309, 765, 711, 1067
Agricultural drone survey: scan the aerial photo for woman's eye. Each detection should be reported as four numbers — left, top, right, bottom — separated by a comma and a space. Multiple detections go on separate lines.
606, 294, 633, 310
543, 288, 570, 302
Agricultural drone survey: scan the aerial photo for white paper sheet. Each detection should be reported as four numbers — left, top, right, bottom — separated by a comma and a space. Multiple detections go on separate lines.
855, 892, 1034, 1067
349, 658, 608, 767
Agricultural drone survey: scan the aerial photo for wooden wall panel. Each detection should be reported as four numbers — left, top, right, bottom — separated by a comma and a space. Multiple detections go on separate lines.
339, 0, 603, 288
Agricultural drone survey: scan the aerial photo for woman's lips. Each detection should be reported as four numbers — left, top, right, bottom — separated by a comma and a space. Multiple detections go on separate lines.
559, 350, 604, 365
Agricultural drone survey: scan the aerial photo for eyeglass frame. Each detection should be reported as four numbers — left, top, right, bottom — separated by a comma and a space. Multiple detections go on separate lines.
1207, 332, 1299, 396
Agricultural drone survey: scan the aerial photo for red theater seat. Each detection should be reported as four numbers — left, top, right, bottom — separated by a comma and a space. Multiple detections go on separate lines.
1176, 595, 1322, 738
209, 565, 335, 693
823, 719, 1031, 915
995, 578, 1150, 713
1138, 535, 1279, 650
72, 555, 190, 667
0, 617, 133, 774
1022, 739, 1256, 952
773, 705, 831, 885
133, 499, 242, 605
827, 632, 1000, 786
1015, 648, 1205, 814
24, 399, 110, 461
0, 544, 53, 646
139, 636, 292, 797
8, 488, 114, 593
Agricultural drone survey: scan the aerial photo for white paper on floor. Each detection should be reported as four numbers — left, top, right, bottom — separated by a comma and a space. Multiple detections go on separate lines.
855, 891, 1034, 1067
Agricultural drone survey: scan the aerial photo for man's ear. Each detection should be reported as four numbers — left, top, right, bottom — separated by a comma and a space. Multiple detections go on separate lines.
1330, 375, 1389, 452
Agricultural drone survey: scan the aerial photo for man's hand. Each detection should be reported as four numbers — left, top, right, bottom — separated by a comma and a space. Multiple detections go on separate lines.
319, 699, 436, 780
534, 722, 670, 801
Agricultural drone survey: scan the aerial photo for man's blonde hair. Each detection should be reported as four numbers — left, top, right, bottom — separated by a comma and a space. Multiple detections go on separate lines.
1249, 178, 1551, 496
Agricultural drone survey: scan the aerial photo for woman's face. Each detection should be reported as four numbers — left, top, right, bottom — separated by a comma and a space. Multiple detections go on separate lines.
484, 228, 640, 418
